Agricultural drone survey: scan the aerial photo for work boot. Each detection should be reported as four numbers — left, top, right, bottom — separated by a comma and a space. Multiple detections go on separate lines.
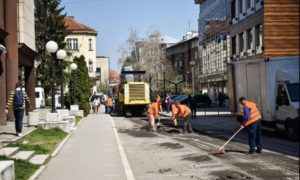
256, 149, 262, 154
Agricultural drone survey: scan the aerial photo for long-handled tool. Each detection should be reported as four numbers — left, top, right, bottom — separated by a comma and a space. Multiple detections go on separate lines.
212, 126, 244, 155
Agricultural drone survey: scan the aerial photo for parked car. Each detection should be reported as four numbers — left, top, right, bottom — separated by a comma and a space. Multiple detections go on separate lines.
172, 95, 186, 103
176, 96, 188, 105
194, 94, 212, 107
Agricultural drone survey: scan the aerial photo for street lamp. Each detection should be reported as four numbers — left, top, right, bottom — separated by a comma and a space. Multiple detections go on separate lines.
70, 63, 78, 104
46, 40, 58, 113
190, 60, 195, 96
56, 49, 67, 109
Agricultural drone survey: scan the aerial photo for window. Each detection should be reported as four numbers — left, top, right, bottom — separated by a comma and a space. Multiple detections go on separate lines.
195, 51, 198, 59
246, 0, 251, 9
239, 0, 243, 14
231, 0, 236, 18
96, 68, 101, 77
276, 84, 289, 106
88, 60, 93, 73
239, 32, 244, 52
255, 24, 263, 47
232, 36, 237, 55
88, 39, 93, 51
246, 28, 253, 50
66, 38, 78, 50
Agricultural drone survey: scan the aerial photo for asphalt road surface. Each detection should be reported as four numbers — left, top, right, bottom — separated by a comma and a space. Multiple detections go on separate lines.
113, 115, 299, 180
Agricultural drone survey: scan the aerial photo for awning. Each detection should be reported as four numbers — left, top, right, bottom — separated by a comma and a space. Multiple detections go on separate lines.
0, 44, 7, 53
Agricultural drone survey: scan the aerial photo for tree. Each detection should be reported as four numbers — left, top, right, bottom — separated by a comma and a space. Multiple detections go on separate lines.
68, 55, 91, 116
35, 0, 69, 100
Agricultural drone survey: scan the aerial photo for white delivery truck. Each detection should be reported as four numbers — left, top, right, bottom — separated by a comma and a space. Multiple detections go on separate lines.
35, 87, 45, 108
228, 56, 299, 140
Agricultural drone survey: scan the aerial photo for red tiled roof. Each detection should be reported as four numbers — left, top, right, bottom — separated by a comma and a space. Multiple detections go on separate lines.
109, 70, 120, 80
64, 16, 97, 34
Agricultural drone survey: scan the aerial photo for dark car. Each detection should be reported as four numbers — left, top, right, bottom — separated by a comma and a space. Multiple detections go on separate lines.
194, 94, 212, 107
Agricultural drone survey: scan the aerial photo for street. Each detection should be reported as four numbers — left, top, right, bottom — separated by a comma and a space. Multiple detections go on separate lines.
113, 114, 299, 180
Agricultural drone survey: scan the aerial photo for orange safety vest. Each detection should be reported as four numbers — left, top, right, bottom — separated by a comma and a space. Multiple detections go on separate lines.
171, 104, 178, 119
147, 102, 159, 116
177, 104, 191, 118
243, 101, 262, 126
107, 98, 113, 107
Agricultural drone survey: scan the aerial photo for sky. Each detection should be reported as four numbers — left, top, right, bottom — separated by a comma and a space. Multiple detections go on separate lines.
61, 0, 199, 72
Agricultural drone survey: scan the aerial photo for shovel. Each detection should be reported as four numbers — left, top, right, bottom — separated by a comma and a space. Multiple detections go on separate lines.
212, 126, 244, 155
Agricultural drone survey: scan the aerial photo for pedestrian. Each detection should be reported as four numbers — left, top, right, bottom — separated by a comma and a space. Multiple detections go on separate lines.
217, 92, 225, 107
90, 92, 97, 113
174, 101, 193, 133
107, 96, 113, 115
165, 94, 171, 113
239, 97, 262, 154
188, 95, 197, 118
93, 96, 101, 114
171, 103, 178, 127
104, 95, 108, 113
147, 99, 160, 131
5, 82, 31, 137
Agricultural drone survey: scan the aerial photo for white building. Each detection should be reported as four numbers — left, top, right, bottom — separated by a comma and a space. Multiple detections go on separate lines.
64, 16, 98, 92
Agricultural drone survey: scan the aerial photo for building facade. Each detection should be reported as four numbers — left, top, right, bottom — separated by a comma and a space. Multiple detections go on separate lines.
0, 0, 36, 125
93, 56, 110, 95
64, 16, 98, 93
195, 0, 231, 102
166, 32, 199, 93
227, 0, 299, 108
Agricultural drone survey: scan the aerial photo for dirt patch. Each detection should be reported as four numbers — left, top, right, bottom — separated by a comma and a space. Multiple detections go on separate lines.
182, 155, 212, 163
158, 168, 172, 174
233, 162, 293, 179
158, 142, 184, 149
212, 170, 252, 180
118, 128, 157, 138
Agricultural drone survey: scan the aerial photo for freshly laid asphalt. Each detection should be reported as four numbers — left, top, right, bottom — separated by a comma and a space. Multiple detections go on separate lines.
37, 110, 128, 180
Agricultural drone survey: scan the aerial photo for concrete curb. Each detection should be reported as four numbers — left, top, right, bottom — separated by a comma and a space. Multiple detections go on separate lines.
28, 165, 46, 180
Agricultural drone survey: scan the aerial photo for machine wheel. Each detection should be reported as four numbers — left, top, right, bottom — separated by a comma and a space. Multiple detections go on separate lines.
285, 120, 299, 141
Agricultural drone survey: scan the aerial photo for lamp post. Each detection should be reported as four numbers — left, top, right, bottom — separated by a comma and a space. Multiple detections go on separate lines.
162, 63, 166, 97
190, 60, 195, 96
70, 63, 78, 104
56, 49, 67, 109
46, 40, 58, 113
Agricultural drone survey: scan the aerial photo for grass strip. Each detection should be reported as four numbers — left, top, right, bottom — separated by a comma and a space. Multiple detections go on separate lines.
0, 155, 39, 180
76, 116, 82, 125
8, 128, 68, 154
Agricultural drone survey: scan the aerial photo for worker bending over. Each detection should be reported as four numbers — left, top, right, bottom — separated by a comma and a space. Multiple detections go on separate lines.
147, 99, 161, 131
174, 101, 193, 133
171, 103, 178, 127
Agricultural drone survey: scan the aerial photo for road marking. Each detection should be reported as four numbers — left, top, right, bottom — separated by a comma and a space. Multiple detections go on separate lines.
110, 116, 135, 180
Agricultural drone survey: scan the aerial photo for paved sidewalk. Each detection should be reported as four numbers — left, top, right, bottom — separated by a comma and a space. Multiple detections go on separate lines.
37, 112, 127, 180
0, 118, 35, 147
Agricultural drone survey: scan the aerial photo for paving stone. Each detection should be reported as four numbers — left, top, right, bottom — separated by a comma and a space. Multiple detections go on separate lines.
29, 154, 49, 165
0, 147, 19, 157
11, 151, 35, 160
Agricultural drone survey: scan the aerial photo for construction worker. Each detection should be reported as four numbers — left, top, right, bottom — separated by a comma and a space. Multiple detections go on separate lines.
147, 99, 160, 131
174, 101, 193, 133
239, 97, 262, 154
107, 97, 113, 114
155, 95, 162, 124
171, 103, 178, 127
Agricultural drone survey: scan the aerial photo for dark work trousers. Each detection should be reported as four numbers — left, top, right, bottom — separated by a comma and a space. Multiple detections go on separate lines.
191, 107, 197, 118
247, 120, 262, 152
183, 114, 193, 133
14, 109, 25, 134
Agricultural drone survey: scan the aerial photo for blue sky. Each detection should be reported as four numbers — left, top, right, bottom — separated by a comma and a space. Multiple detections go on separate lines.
61, 0, 199, 72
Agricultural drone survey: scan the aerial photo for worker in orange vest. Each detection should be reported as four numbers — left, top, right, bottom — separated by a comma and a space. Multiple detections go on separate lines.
107, 97, 113, 115
171, 103, 179, 127
147, 99, 160, 131
174, 101, 193, 133
239, 97, 262, 154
